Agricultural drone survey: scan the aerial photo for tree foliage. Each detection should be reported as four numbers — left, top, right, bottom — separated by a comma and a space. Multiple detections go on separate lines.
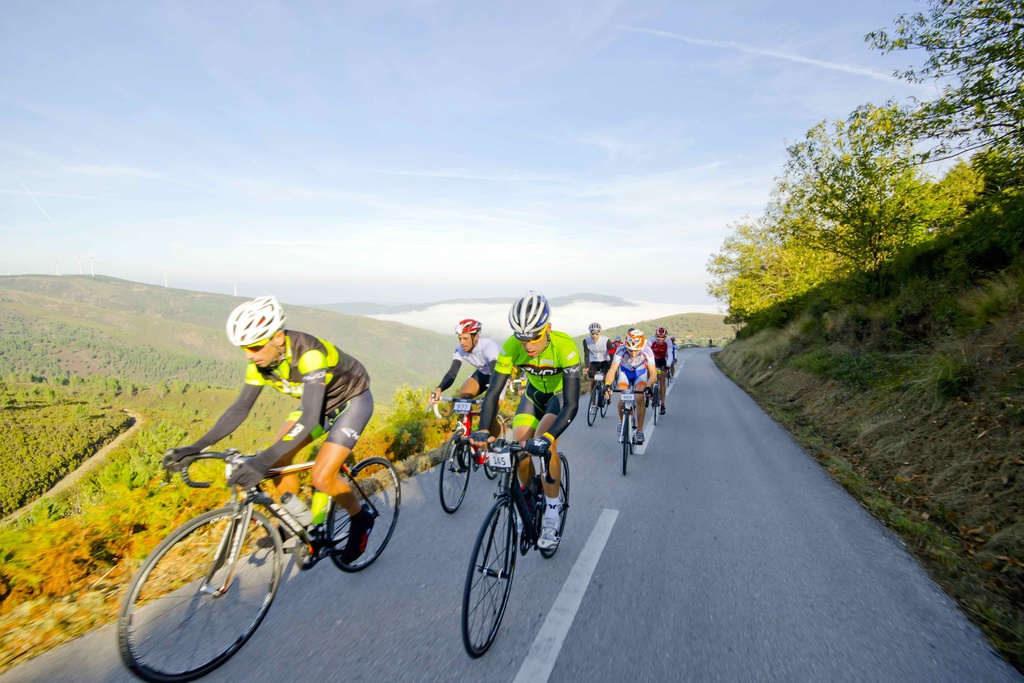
868, 0, 1024, 156
778, 104, 937, 275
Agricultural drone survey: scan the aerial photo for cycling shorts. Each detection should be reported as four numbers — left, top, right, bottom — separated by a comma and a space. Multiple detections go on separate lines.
512, 382, 561, 432
287, 389, 374, 451
469, 368, 492, 392
655, 357, 667, 370
616, 365, 649, 389
588, 360, 612, 377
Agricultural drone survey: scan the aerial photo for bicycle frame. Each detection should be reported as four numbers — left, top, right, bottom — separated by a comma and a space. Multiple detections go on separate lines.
486, 442, 549, 547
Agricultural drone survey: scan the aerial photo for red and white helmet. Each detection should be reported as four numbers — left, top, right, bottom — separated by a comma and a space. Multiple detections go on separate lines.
625, 329, 646, 351
655, 326, 667, 337
455, 318, 482, 335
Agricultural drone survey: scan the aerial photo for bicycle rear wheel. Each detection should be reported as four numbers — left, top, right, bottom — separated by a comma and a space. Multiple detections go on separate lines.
462, 497, 517, 658
540, 453, 570, 559
118, 507, 282, 683
439, 434, 471, 513
329, 456, 401, 572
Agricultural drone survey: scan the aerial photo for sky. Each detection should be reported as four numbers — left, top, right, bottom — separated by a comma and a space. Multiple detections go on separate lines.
0, 0, 935, 308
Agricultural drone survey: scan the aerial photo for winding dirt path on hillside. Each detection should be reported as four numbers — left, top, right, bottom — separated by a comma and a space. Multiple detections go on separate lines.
3, 409, 146, 524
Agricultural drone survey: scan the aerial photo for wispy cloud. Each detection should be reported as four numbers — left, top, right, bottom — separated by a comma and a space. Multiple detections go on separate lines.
60, 164, 168, 180
621, 26, 910, 87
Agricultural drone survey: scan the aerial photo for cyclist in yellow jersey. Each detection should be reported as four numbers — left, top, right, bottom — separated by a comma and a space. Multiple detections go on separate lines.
162, 296, 375, 562
470, 291, 581, 551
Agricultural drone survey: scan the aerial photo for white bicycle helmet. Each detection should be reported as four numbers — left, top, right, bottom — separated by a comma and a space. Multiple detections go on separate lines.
588, 322, 601, 334
226, 296, 285, 346
508, 291, 550, 341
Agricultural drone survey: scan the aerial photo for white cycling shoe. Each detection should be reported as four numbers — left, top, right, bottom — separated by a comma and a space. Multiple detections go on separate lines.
538, 516, 560, 550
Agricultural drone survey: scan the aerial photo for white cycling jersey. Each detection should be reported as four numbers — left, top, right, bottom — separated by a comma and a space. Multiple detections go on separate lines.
584, 335, 611, 363
614, 344, 655, 371
453, 337, 500, 375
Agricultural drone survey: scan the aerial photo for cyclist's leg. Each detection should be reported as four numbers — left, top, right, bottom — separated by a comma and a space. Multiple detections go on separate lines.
311, 390, 374, 516
615, 368, 630, 422
466, 370, 502, 437
634, 370, 649, 430
512, 386, 546, 486
534, 403, 561, 501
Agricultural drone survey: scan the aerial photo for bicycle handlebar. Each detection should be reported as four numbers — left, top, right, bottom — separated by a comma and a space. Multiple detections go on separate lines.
430, 396, 484, 420
177, 449, 247, 489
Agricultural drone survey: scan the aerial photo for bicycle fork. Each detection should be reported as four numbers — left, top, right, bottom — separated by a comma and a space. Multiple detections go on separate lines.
201, 504, 256, 598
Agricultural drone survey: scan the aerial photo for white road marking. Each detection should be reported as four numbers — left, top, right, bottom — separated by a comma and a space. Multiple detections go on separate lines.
632, 351, 688, 454
512, 508, 619, 683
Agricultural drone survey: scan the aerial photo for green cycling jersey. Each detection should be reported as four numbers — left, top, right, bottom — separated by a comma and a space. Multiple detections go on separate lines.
495, 330, 582, 394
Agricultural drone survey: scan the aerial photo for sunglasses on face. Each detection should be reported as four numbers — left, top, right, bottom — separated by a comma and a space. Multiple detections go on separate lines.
242, 340, 270, 352
515, 329, 546, 343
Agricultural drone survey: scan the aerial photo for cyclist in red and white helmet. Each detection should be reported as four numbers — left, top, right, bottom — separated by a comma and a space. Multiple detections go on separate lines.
163, 295, 376, 563
604, 329, 657, 444
429, 318, 504, 438
650, 327, 670, 416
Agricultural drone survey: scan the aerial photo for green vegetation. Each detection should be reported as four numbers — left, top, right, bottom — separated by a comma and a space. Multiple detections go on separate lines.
707, 0, 1024, 669
0, 379, 135, 517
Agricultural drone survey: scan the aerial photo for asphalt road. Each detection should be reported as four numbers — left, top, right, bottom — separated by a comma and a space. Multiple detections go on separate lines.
4, 349, 1020, 683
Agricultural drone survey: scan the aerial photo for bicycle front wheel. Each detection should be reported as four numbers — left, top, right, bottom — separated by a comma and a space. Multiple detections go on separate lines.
462, 497, 518, 658
653, 385, 661, 426
329, 456, 401, 572
118, 507, 282, 683
540, 453, 570, 559
439, 434, 471, 513
586, 386, 599, 426
622, 411, 630, 476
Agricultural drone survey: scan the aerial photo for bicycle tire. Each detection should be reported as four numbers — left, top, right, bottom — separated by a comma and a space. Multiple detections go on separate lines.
600, 391, 609, 418
622, 409, 630, 475
540, 453, 570, 559
653, 384, 660, 426
586, 385, 598, 426
329, 456, 401, 572
462, 497, 517, 658
118, 507, 282, 683
439, 434, 471, 513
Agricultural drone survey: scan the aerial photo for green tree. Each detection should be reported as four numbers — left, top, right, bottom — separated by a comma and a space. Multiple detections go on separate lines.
777, 104, 935, 276
868, 0, 1024, 156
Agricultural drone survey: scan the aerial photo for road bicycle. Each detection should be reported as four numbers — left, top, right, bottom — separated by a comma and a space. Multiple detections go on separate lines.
118, 450, 401, 682
585, 370, 610, 426
607, 386, 643, 475
433, 397, 515, 513
461, 440, 570, 658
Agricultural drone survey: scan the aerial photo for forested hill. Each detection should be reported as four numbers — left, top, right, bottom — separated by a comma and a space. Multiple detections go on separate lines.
0, 275, 454, 400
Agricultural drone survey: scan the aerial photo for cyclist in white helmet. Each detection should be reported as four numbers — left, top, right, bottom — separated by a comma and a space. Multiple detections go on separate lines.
470, 291, 581, 551
429, 318, 503, 438
162, 296, 376, 563
582, 322, 613, 402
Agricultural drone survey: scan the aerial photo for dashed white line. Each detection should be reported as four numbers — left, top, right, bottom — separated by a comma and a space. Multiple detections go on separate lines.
512, 509, 619, 683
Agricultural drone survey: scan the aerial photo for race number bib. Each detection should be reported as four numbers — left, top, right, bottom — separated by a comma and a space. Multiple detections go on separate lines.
487, 451, 513, 470
453, 400, 473, 414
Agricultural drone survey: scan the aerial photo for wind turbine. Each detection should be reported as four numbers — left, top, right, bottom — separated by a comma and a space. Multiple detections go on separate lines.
75, 256, 85, 275
88, 250, 95, 277
164, 272, 168, 288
